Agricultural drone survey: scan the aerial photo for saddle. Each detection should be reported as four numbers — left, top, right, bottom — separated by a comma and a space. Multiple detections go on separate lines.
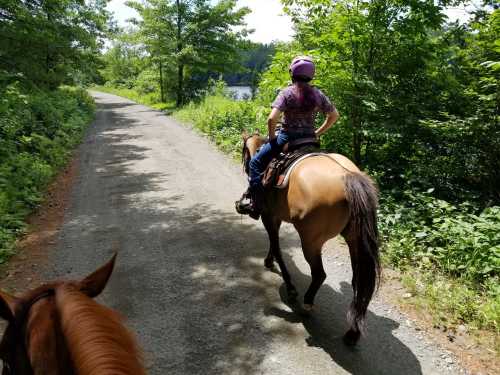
262, 138, 324, 188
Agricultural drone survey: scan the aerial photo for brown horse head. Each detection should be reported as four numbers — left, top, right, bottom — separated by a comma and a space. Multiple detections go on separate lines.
0, 255, 145, 375
241, 131, 266, 174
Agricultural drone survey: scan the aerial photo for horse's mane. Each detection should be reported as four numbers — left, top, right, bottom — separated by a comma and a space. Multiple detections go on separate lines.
55, 285, 145, 375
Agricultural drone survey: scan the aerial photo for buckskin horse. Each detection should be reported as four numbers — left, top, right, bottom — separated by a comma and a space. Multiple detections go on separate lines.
241, 132, 381, 345
0, 255, 145, 375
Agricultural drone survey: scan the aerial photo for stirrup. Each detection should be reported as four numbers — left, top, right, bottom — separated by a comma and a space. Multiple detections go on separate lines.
235, 199, 260, 220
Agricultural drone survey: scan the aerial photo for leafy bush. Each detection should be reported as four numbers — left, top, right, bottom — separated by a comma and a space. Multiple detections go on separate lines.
380, 191, 499, 284
380, 191, 499, 330
0, 84, 94, 262
175, 89, 268, 157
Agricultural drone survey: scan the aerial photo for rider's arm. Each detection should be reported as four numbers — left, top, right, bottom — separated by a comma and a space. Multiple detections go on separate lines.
268, 108, 282, 140
315, 109, 339, 137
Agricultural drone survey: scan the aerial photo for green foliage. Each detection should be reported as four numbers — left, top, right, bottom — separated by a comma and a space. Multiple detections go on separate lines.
380, 192, 499, 283
175, 85, 267, 156
100, 40, 147, 89
268, 1, 500, 204
0, 0, 111, 88
124, 0, 251, 105
401, 272, 499, 332
0, 85, 95, 262
223, 42, 276, 90
379, 190, 499, 331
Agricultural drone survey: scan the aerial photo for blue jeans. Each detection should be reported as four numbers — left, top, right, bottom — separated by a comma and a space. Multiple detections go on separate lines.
249, 131, 290, 189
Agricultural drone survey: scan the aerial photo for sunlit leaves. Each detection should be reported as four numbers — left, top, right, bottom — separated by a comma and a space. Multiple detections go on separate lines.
0, 0, 111, 88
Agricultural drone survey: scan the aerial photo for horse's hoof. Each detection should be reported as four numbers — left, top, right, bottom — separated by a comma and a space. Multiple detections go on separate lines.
343, 329, 361, 346
303, 304, 315, 312
264, 258, 274, 269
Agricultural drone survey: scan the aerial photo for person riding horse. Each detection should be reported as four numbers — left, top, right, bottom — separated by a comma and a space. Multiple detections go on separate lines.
237, 56, 339, 219
236, 61, 380, 344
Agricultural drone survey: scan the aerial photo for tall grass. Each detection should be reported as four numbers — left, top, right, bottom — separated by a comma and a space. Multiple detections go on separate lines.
176, 95, 267, 156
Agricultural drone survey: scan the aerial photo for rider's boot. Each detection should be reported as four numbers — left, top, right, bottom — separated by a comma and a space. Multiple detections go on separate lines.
248, 186, 264, 220
235, 185, 264, 220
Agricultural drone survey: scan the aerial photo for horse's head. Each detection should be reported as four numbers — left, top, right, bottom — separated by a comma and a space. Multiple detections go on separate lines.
241, 130, 266, 175
0, 255, 116, 374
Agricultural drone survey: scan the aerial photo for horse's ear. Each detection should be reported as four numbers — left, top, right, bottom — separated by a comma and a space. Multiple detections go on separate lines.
242, 130, 248, 141
0, 290, 18, 321
79, 254, 117, 298
254, 129, 260, 135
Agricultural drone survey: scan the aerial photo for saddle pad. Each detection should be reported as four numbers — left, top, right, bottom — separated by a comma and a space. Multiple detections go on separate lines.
275, 153, 333, 189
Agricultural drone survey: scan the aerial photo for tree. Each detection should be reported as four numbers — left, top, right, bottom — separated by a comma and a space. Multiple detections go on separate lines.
223, 42, 276, 92
126, 0, 250, 105
258, 1, 498, 203
278, 0, 450, 166
101, 37, 146, 89
0, 0, 111, 88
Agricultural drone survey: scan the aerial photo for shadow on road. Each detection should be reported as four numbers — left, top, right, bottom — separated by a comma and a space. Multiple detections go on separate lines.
267, 260, 423, 375
46, 93, 424, 375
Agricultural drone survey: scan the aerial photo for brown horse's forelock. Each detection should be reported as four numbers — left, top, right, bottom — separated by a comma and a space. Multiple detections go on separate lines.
55, 286, 145, 375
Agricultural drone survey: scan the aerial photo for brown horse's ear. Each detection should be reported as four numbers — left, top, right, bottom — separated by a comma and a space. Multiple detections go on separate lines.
79, 254, 117, 298
242, 130, 249, 141
254, 129, 260, 135
0, 290, 18, 321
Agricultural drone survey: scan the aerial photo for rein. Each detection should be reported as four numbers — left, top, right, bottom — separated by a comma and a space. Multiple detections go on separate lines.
1, 289, 55, 375
242, 137, 256, 175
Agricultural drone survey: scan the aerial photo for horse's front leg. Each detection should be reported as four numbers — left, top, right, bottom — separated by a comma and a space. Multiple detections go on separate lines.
261, 213, 298, 301
261, 213, 278, 269
264, 249, 274, 269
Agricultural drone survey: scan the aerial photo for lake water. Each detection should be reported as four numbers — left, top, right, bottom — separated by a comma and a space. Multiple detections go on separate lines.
226, 86, 253, 100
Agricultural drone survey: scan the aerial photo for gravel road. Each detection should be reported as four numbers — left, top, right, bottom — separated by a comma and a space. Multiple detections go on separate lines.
38, 91, 466, 374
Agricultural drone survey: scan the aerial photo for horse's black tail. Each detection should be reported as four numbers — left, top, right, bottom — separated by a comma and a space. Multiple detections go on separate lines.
343, 171, 381, 337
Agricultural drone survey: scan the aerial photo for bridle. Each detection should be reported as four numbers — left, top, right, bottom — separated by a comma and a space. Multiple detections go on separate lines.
241, 137, 251, 175
1, 289, 55, 375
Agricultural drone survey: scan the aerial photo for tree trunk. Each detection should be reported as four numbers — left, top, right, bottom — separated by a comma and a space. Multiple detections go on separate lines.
159, 59, 165, 103
176, 64, 184, 106
46, 3, 52, 88
351, 96, 362, 167
349, 1, 363, 167
176, 0, 183, 106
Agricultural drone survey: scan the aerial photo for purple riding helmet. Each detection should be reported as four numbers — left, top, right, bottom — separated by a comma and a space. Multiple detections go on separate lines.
289, 56, 315, 80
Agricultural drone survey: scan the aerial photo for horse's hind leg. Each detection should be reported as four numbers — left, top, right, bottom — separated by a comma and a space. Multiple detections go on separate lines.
301, 242, 326, 311
261, 214, 298, 301
342, 226, 362, 345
